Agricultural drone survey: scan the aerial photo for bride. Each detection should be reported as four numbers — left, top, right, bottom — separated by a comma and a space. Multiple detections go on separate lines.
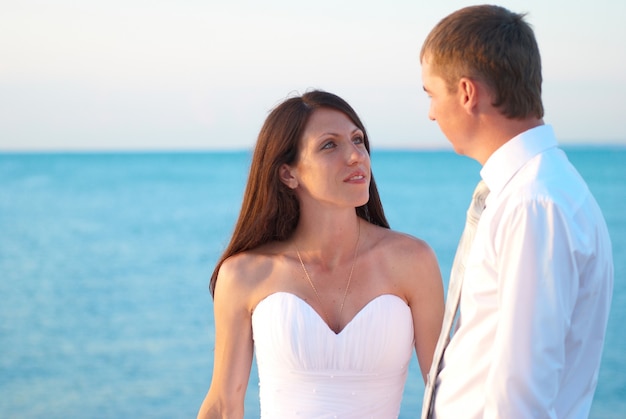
196, 90, 444, 418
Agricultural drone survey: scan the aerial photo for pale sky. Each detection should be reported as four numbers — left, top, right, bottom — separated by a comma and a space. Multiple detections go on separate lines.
1, 0, 625, 151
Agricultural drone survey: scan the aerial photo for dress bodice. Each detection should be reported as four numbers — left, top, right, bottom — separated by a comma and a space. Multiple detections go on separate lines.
251, 292, 414, 418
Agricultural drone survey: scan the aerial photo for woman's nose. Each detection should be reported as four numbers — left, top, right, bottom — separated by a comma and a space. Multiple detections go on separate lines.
347, 142, 366, 164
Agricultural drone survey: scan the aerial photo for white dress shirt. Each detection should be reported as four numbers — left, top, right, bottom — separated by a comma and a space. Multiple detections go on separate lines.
433, 125, 614, 418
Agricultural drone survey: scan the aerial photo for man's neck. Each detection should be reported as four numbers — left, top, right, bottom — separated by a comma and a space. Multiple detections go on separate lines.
473, 117, 544, 165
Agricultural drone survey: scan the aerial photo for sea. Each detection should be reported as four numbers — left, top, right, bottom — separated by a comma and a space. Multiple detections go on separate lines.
0, 148, 624, 418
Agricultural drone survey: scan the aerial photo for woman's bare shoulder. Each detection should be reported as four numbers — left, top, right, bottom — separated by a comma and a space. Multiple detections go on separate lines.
370, 224, 437, 261
219, 245, 281, 285
215, 243, 291, 308
366, 225, 442, 291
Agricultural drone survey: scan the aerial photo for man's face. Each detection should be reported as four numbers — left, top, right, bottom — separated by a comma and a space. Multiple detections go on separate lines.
421, 59, 470, 155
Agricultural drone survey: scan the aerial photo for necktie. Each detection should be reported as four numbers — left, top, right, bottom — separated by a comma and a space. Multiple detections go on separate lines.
421, 180, 490, 419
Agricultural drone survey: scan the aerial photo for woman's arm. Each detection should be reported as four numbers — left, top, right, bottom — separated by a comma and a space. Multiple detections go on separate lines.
197, 257, 255, 419
403, 238, 444, 382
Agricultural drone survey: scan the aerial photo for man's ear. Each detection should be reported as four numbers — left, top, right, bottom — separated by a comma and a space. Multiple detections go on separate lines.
458, 77, 478, 114
279, 163, 298, 189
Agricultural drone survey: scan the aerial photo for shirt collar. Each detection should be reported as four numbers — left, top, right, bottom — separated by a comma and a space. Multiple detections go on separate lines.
480, 124, 557, 197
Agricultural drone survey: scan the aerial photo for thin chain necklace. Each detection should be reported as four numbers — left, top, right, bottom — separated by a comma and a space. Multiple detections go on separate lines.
294, 220, 361, 333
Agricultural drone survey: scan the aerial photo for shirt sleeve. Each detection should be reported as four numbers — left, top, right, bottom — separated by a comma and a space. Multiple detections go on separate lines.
483, 197, 578, 418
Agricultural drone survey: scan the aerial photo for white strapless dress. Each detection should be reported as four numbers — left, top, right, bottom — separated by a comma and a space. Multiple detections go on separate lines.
251, 292, 414, 418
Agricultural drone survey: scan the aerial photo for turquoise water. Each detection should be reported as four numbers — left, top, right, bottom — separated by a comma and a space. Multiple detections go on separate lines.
0, 149, 624, 418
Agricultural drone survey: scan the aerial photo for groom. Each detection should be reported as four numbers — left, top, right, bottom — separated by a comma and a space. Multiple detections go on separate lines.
419, 5, 613, 418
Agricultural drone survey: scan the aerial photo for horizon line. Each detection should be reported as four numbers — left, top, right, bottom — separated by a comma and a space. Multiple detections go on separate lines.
2, 142, 626, 155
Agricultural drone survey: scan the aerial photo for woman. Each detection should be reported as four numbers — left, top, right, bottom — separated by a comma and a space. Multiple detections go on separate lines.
197, 90, 444, 418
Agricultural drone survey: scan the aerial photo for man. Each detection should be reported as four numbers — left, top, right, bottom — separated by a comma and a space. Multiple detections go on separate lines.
420, 5, 613, 418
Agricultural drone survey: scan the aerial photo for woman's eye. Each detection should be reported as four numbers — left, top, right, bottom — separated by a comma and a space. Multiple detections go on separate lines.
322, 141, 336, 150
353, 136, 364, 145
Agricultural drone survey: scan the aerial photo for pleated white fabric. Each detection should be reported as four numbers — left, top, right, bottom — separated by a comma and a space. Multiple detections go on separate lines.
252, 292, 414, 419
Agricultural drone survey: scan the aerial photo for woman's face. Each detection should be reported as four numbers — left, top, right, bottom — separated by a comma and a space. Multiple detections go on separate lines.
285, 108, 371, 211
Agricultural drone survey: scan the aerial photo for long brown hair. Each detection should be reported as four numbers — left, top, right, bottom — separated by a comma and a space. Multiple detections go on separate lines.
209, 90, 389, 296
